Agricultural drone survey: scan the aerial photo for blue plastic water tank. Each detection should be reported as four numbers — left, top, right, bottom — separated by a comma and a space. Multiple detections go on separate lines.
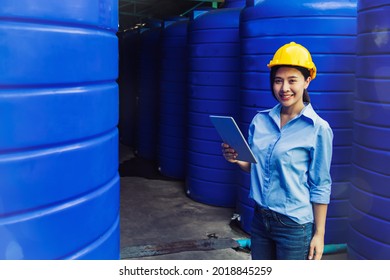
135, 22, 162, 160
349, 0, 390, 259
118, 29, 139, 147
186, 4, 243, 207
158, 19, 189, 179
239, 0, 357, 242
0, 0, 119, 259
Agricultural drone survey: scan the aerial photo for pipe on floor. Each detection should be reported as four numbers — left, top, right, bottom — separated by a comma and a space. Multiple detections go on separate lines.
235, 239, 347, 255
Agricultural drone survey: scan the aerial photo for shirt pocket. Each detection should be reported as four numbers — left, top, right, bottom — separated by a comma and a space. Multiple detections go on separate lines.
280, 149, 294, 165
282, 148, 309, 166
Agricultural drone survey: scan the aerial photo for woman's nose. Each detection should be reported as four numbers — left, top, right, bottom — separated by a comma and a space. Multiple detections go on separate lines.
282, 82, 290, 92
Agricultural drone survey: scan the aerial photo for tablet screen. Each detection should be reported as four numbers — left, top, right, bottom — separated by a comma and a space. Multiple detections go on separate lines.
210, 115, 257, 163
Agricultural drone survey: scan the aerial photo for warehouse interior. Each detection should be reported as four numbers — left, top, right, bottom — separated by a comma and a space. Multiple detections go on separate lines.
1, 0, 388, 261
116, 0, 349, 260
118, 0, 257, 260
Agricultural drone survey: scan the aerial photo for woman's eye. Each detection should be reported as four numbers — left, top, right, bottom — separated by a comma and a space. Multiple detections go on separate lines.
274, 79, 282, 84
289, 79, 297, 83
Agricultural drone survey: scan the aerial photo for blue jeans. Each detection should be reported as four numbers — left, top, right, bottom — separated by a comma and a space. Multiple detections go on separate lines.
251, 206, 314, 260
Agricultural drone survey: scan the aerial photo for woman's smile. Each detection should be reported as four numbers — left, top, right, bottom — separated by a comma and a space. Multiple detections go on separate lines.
279, 93, 294, 101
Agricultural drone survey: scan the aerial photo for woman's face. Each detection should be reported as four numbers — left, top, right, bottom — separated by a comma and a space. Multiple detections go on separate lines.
273, 66, 311, 110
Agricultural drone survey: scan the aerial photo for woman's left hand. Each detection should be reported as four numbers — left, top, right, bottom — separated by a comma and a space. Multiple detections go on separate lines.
308, 233, 324, 260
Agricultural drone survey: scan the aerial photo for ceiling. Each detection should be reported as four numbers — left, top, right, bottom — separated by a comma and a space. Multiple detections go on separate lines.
118, 0, 224, 30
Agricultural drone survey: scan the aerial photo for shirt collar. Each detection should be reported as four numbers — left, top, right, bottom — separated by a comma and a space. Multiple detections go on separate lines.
260, 103, 318, 126
300, 103, 318, 125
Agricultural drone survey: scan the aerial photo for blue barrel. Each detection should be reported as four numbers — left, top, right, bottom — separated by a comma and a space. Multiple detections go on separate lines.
0, 1, 119, 259
135, 22, 162, 160
349, 0, 390, 259
239, 0, 357, 242
118, 29, 139, 147
158, 19, 189, 179
186, 4, 243, 207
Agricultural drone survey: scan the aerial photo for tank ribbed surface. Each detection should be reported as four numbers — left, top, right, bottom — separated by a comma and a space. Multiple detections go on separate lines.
0, 0, 119, 259
158, 19, 189, 179
186, 6, 242, 207
348, 0, 390, 259
135, 24, 162, 160
239, 0, 357, 242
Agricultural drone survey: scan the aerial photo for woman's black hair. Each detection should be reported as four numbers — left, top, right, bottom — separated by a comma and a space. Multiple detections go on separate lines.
270, 65, 311, 103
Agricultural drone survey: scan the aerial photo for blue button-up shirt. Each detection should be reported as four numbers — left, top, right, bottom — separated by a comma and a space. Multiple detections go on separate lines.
248, 103, 333, 224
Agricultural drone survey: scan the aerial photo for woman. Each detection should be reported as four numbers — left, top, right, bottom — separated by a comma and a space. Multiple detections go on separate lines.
222, 42, 333, 260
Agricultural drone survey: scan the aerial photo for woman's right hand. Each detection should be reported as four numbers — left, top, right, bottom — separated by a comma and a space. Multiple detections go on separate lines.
221, 142, 238, 163
221, 143, 251, 173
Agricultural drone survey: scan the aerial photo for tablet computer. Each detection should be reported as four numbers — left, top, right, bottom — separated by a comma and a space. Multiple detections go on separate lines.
209, 115, 257, 163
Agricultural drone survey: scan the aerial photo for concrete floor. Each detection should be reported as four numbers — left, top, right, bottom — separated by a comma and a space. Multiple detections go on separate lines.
118, 144, 347, 260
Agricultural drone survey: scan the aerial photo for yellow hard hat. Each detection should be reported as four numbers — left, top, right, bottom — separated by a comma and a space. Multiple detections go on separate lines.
267, 42, 317, 80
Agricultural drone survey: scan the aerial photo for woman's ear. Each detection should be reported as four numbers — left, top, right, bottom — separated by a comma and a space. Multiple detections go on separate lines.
304, 76, 312, 89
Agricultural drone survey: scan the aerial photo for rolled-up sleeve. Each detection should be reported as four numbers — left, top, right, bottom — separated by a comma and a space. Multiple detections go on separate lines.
309, 122, 333, 204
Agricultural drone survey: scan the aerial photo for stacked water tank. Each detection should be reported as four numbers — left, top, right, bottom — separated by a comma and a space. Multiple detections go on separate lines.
186, 1, 245, 207
118, 29, 139, 147
0, 0, 119, 259
135, 21, 162, 160
158, 18, 189, 179
349, 0, 390, 259
239, 0, 357, 243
